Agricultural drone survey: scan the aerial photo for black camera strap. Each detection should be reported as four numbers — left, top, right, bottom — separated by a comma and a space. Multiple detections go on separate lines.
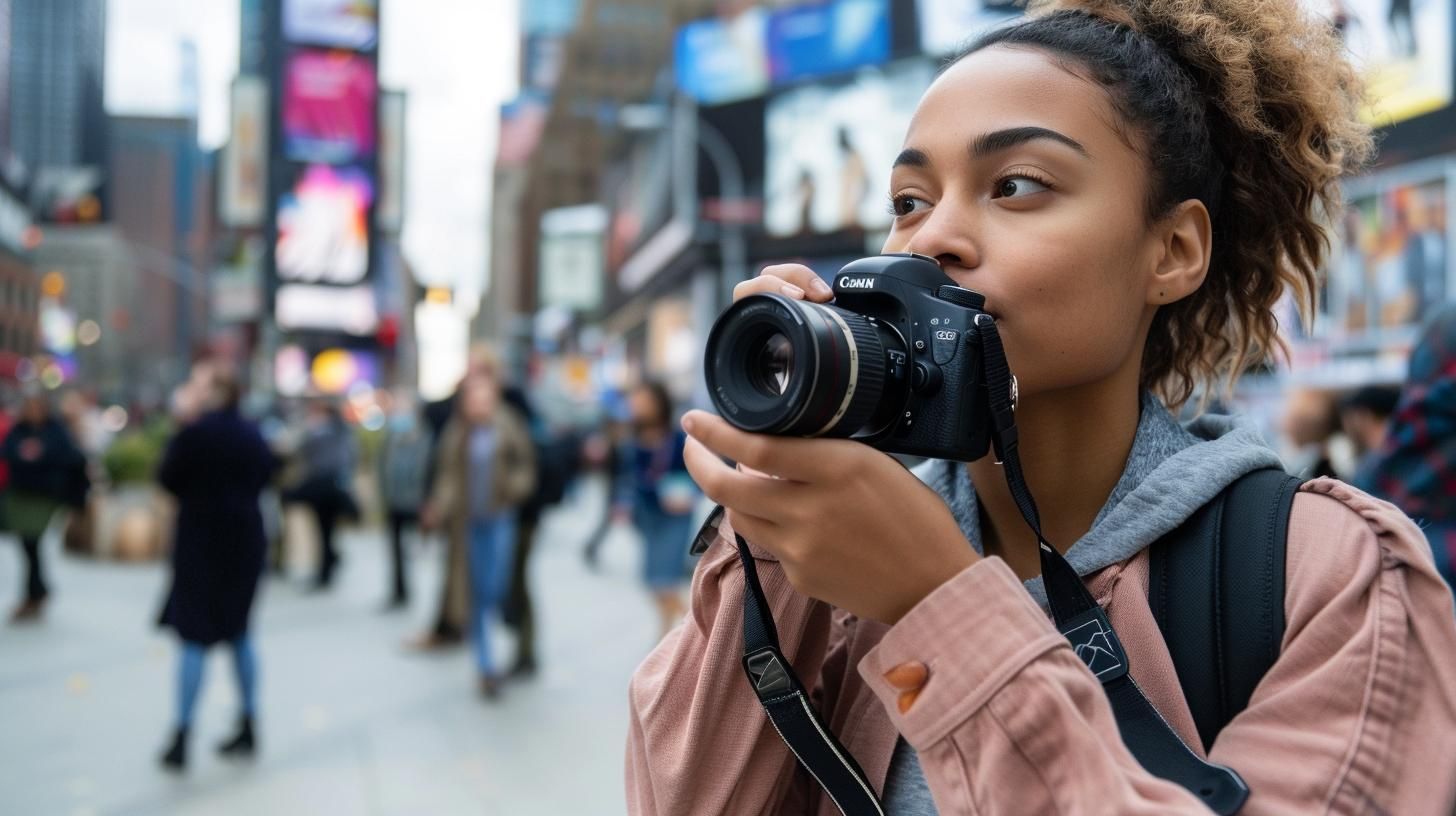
707, 315, 1251, 815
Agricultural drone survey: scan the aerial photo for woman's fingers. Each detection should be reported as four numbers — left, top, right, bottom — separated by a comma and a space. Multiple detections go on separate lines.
682, 411, 829, 483
732, 264, 835, 304
682, 435, 798, 518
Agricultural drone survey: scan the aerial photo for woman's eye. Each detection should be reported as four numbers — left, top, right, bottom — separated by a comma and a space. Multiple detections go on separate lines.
889, 195, 930, 217
994, 175, 1051, 199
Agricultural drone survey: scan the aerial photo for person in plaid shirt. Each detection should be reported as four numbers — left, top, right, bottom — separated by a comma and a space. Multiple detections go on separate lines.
1358, 305, 1456, 592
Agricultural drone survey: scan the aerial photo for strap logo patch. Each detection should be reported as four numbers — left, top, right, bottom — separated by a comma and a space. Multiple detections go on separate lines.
1063, 614, 1128, 680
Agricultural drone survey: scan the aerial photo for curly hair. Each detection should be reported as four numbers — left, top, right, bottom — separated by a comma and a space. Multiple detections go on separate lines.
957, 0, 1375, 408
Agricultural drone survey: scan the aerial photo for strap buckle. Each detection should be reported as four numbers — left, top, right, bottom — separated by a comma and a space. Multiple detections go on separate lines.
743, 647, 794, 700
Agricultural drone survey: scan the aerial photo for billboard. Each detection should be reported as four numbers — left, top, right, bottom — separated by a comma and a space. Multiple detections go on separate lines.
275, 163, 374, 285
275, 283, 378, 334
1330, 173, 1449, 341
675, 8, 769, 105
376, 91, 405, 232
764, 59, 933, 237
915, 0, 1021, 56
220, 76, 268, 227
284, 0, 379, 50
766, 0, 890, 85
1304, 0, 1452, 125
283, 50, 377, 163
539, 204, 606, 311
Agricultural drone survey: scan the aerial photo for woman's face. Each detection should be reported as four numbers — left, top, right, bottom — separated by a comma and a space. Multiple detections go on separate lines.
882, 46, 1170, 399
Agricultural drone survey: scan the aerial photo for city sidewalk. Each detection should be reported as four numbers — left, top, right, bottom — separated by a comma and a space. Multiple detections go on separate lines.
0, 478, 667, 816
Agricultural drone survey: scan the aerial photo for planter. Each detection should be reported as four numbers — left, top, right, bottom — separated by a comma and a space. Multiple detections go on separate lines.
94, 483, 173, 562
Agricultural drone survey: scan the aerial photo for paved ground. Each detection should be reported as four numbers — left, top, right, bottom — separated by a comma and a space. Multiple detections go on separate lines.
0, 478, 678, 816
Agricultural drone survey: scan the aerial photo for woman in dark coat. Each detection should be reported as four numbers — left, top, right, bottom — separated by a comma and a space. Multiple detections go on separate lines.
4, 391, 87, 623
156, 366, 276, 771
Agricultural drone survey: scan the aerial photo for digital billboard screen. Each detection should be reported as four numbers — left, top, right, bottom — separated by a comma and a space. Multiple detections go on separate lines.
283, 49, 377, 163
275, 163, 374, 286
284, 0, 379, 50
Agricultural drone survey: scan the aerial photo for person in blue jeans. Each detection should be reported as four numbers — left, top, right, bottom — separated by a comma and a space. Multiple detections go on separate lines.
623, 382, 696, 638
422, 354, 536, 699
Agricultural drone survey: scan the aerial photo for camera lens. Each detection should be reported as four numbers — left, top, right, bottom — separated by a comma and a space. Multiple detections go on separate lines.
704, 293, 906, 437
749, 333, 793, 396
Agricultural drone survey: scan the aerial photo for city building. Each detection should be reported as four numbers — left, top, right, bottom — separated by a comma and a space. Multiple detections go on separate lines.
6, 0, 109, 223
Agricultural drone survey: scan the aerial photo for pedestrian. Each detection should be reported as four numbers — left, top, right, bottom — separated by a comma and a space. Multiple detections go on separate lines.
408, 343, 500, 650
1357, 305, 1456, 592
580, 413, 631, 570
1339, 383, 1401, 479
1277, 386, 1342, 479
155, 364, 276, 771
627, 2, 1456, 813
377, 390, 431, 610
283, 398, 357, 589
625, 381, 696, 638
3, 390, 87, 623
421, 350, 536, 699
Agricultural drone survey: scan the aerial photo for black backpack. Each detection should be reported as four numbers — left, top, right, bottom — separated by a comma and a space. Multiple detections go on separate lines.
1148, 467, 1304, 752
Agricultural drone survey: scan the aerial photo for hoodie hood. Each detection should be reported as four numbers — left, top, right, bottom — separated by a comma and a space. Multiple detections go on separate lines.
916, 393, 1286, 608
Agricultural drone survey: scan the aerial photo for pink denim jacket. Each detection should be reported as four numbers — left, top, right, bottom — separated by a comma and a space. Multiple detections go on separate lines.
627, 479, 1456, 814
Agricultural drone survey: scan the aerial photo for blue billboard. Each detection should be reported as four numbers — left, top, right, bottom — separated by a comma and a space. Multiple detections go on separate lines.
767, 0, 890, 85
674, 8, 769, 105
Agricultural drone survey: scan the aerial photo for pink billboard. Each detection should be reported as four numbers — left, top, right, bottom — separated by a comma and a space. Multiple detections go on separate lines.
283, 49, 376, 163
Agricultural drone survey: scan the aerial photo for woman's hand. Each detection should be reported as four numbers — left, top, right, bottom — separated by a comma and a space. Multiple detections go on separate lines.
733, 263, 836, 304
682, 411, 978, 624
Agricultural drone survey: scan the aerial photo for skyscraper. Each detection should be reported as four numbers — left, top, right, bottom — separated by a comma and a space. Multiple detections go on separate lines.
6, 0, 108, 221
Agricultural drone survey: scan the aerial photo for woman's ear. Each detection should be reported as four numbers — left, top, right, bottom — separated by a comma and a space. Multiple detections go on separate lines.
1148, 200, 1212, 305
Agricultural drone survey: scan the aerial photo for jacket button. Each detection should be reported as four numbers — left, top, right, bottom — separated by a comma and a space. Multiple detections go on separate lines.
884, 661, 929, 713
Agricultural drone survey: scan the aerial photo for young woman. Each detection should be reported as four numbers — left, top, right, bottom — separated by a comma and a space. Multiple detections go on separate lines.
627, 1, 1456, 813
623, 381, 696, 638
157, 364, 276, 771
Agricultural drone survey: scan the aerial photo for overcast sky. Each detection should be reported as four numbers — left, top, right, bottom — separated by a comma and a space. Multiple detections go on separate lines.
104, 0, 520, 302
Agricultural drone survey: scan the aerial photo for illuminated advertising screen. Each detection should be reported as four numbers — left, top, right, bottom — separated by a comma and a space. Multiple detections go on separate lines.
766, 0, 890, 85
284, 0, 378, 50
1304, 0, 1452, 124
275, 163, 374, 286
674, 8, 769, 105
283, 50, 377, 163
1331, 173, 1449, 341
915, 0, 1021, 56
764, 59, 933, 237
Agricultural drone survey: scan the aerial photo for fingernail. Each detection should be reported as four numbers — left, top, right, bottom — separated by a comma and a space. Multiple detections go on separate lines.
811, 278, 833, 297
681, 414, 696, 434
780, 283, 805, 298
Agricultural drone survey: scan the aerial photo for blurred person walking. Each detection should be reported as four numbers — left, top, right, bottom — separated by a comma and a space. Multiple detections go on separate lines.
625, 382, 696, 638
378, 391, 431, 610
284, 399, 358, 589
1339, 384, 1401, 478
580, 409, 631, 570
410, 343, 511, 650
1358, 306, 1456, 591
3, 391, 88, 623
156, 364, 276, 771
421, 351, 536, 698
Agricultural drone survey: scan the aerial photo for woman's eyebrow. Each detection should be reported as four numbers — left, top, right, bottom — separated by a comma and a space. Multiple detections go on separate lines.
971, 126, 1089, 159
891, 147, 931, 169
892, 127, 1089, 170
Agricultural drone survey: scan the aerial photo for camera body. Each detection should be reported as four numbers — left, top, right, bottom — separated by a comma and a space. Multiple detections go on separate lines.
704, 252, 998, 462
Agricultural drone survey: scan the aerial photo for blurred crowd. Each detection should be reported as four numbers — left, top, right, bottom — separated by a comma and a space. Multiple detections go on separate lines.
2, 306, 1454, 774
0, 339, 705, 773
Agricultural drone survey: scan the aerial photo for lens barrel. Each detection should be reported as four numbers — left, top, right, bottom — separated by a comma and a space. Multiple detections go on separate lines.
704, 293, 899, 437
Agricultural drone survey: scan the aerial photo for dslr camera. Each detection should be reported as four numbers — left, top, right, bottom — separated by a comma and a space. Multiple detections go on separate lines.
704, 253, 1008, 462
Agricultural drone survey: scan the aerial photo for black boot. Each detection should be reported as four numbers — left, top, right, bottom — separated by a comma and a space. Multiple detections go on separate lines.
159, 728, 187, 772
217, 716, 256, 758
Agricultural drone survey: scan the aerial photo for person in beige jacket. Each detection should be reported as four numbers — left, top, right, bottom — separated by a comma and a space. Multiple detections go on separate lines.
423, 362, 535, 698
627, 1, 1456, 813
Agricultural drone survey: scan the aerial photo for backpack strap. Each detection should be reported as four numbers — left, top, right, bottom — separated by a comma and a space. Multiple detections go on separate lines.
1149, 468, 1303, 752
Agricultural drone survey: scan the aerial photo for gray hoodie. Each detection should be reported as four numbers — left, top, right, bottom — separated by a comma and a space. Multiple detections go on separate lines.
883, 393, 1286, 813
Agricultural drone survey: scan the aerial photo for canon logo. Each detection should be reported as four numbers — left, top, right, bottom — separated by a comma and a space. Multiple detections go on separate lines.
838, 277, 876, 290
